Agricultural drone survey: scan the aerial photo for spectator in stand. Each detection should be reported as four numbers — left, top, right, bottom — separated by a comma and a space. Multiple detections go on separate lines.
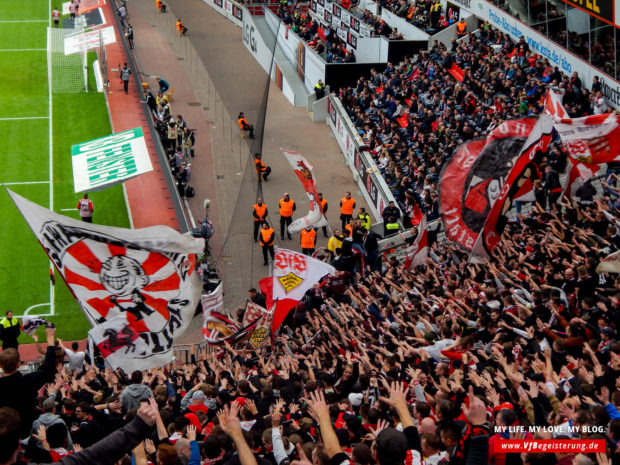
120, 371, 154, 412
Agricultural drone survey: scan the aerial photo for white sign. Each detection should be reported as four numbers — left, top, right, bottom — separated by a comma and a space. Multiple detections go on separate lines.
71, 127, 153, 192
64, 26, 116, 55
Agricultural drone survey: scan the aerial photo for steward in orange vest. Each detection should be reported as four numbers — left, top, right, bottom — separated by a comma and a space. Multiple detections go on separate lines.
340, 191, 356, 229
238, 112, 254, 138
300, 227, 317, 256
254, 153, 271, 182
456, 18, 467, 37
252, 199, 268, 242
279, 193, 296, 240
260, 222, 275, 266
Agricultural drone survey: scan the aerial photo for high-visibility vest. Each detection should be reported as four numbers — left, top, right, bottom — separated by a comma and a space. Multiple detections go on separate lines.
238, 117, 249, 130
260, 228, 275, 246
176, 21, 184, 31
386, 222, 400, 232
255, 157, 267, 173
300, 229, 316, 249
280, 199, 295, 217
457, 21, 466, 34
319, 198, 328, 214
340, 197, 355, 215
253, 203, 267, 221
344, 223, 353, 237
358, 213, 371, 231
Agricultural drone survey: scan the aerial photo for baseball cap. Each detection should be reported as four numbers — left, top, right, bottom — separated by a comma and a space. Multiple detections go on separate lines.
375, 428, 408, 464
348, 392, 364, 407
499, 402, 514, 411
192, 390, 206, 401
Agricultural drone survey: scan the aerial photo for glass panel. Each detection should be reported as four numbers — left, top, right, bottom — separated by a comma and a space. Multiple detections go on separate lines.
590, 17, 615, 78
566, 6, 589, 61
527, 0, 546, 27
546, 0, 567, 47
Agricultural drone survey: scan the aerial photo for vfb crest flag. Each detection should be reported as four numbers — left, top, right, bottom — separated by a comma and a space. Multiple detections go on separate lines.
7, 189, 204, 372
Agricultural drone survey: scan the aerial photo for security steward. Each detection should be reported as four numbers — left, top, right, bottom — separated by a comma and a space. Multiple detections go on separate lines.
0, 310, 21, 350
279, 193, 296, 240
260, 222, 275, 266
340, 191, 356, 229
318, 192, 329, 237
456, 17, 467, 37
385, 216, 400, 236
254, 153, 271, 182
314, 80, 326, 99
300, 226, 317, 256
237, 112, 254, 138
252, 198, 268, 242
357, 207, 371, 231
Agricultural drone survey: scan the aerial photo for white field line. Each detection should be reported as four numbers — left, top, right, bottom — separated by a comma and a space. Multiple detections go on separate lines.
0, 116, 48, 121
47, 7, 56, 316
0, 20, 48, 23
0, 48, 46, 51
1, 181, 50, 185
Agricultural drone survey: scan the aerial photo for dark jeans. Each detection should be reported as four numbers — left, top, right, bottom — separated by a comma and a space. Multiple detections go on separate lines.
242, 123, 254, 138
123, 79, 129, 94
340, 214, 352, 229
280, 216, 292, 239
262, 245, 274, 264
253, 221, 262, 241
81, 216, 93, 223
302, 248, 315, 256
258, 166, 271, 180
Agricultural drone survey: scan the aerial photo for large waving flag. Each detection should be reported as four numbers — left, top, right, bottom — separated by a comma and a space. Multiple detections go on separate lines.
439, 119, 540, 251
470, 115, 554, 263
544, 90, 601, 195
260, 248, 334, 333
554, 113, 620, 165
7, 189, 204, 372
281, 148, 328, 234
403, 214, 428, 270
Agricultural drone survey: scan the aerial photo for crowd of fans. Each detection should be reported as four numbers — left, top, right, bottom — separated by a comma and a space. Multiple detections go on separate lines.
337, 21, 610, 228
363, 0, 454, 36
3, 7, 620, 465
2, 181, 620, 465
142, 80, 195, 197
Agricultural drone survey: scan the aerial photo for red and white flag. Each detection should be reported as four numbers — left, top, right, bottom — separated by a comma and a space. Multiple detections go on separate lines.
554, 113, 620, 165
544, 88, 569, 119
403, 214, 428, 270
260, 248, 334, 333
241, 300, 274, 349
280, 148, 328, 234
7, 189, 203, 372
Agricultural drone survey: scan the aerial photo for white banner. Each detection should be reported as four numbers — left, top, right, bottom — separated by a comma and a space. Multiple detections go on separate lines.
71, 127, 153, 193
64, 26, 116, 55
7, 189, 204, 372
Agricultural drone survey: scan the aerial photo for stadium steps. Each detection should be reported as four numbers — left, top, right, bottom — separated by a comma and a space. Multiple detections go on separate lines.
253, 16, 308, 107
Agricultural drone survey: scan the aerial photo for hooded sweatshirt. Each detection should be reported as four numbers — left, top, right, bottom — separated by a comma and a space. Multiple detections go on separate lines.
31, 413, 74, 449
120, 384, 153, 412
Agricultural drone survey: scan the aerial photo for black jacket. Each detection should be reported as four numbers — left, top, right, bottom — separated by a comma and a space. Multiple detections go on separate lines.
0, 346, 57, 437
26, 415, 152, 465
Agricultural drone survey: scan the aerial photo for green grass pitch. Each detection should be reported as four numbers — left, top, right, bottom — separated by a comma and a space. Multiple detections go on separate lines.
0, 0, 131, 343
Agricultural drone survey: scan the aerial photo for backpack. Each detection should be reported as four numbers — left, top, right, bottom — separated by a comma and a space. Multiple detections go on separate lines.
185, 186, 195, 198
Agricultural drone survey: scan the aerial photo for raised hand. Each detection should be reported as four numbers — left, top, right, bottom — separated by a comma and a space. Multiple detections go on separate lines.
186, 424, 196, 442
217, 404, 242, 438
